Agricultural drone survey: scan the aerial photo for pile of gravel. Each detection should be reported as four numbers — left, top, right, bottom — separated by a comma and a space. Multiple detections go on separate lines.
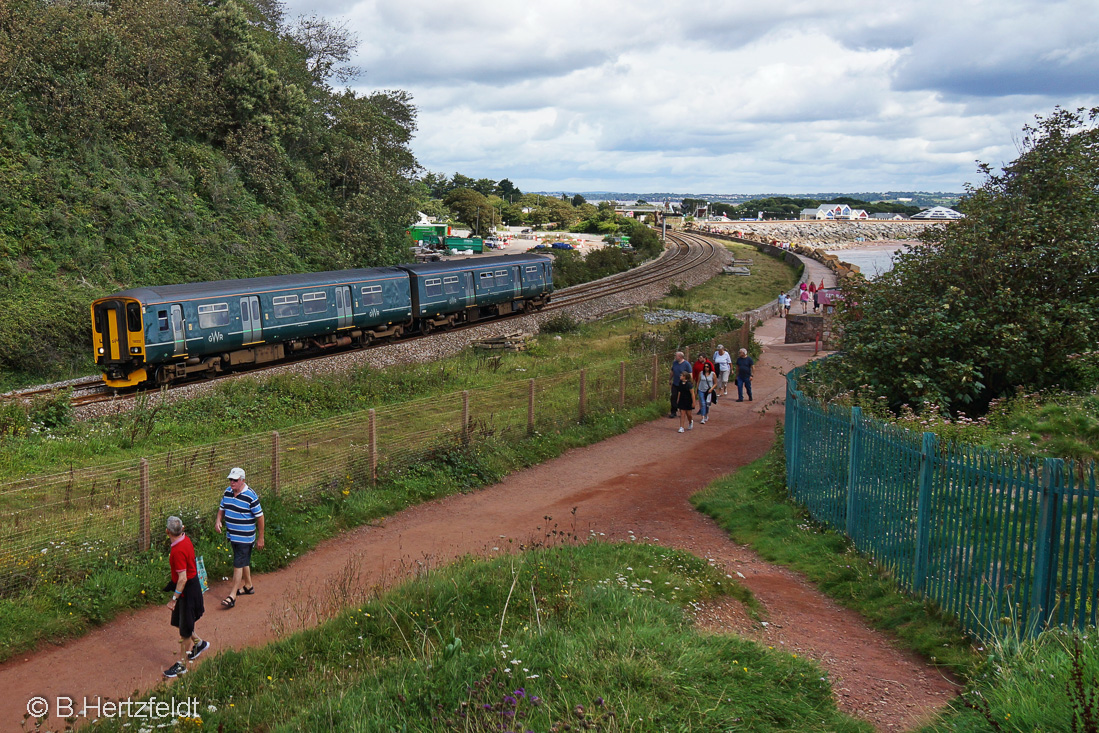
643, 309, 723, 326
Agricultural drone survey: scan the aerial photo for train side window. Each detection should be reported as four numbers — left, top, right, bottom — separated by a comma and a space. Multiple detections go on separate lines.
126, 302, 143, 331
303, 291, 327, 314
425, 278, 443, 297
524, 265, 539, 279
478, 271, 494, 289
273, 295, 301, 318
493, 269, 508, 286
442, 276, 460, 294
361, 285, 383, 306
197, 303, 230, 328
158, 310, 169, 331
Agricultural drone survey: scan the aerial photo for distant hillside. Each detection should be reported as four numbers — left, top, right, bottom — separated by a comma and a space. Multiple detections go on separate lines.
0, 0, 420, 384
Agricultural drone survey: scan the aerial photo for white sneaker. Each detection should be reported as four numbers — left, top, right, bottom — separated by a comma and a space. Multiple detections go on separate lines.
701, 417, 707, 424
688, 421, 694, 430
678, 427, 685, 433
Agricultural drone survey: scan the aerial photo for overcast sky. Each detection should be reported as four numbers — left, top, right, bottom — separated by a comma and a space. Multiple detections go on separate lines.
281, 0, 1099, 196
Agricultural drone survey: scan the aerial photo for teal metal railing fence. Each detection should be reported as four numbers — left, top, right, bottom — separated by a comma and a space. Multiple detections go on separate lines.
785, 367, 1099, 640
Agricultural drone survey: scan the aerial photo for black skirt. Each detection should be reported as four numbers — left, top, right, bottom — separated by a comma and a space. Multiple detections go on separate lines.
170, 576, 205, 638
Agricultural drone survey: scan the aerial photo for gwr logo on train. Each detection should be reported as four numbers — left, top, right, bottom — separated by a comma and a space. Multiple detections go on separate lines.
91, 255, 554, 388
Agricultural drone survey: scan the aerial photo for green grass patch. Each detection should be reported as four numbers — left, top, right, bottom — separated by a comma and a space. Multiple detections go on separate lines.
690, 434, 977, 677
85, 543, 870, 733
658, 241, 800, 318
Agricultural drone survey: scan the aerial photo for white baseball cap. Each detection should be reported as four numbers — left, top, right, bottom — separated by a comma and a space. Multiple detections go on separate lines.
227, 467, 246, 481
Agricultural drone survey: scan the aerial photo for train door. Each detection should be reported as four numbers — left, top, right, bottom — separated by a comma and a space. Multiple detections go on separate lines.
335, 286, 353, 328
170, 304, 186, 356
511, 266, 521, 297
240, 296, 261, 343
465, 272, 475, 306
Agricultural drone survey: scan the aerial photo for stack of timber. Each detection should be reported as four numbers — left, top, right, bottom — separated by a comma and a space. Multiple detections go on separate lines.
471, 332, 537, 352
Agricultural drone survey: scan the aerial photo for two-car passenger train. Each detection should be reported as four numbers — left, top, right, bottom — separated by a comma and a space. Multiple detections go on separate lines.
91, 254, 553, 388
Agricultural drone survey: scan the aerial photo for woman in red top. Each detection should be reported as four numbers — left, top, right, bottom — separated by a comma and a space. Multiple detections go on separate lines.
163, 516, 208, 678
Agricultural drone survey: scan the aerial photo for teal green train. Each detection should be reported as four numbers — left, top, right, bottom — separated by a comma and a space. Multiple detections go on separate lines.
91, 254, 553, 388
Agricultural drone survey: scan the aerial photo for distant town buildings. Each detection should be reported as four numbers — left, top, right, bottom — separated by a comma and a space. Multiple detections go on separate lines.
800, 204, 870, 220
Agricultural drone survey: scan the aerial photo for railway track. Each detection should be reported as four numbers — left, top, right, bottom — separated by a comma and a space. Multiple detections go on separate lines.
3, 232, 723, 409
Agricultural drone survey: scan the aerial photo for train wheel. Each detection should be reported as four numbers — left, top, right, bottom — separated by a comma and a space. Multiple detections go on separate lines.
422, 321, 434, 335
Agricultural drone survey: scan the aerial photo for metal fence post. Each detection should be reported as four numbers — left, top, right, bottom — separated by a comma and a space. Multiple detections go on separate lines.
139, 458, 150, 552
528, 378, 535, 435
845, 406, 862, 539
369, 408, 377, 486
579, 369, 587, 421
271, 431, 280, 497
913, 432, 939, 594
1030, 458, 1064, 636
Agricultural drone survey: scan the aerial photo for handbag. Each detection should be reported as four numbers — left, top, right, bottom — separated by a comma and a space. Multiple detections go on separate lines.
196, 555, 210, 594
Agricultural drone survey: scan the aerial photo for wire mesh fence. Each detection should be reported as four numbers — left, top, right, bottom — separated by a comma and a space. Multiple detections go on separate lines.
785, 367, 1099, 640
0, 329, 748, 595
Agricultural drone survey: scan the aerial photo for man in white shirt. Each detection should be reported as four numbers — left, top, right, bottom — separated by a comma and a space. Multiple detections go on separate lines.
712, 344, 733, 397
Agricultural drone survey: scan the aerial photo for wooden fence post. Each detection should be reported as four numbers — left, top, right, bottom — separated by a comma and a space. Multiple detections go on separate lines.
651, 354, 659, 402
619, 361, 626, 409
845, 406, 862, 540
139, 458, 150, 552
271, 431, 280, 498
528, 379, 535, 435
462, 390, 470, 445
1029, 458, 1064, 636
579, 369, 587, 422
913, 432, 939, 595
369, 408, 377, 486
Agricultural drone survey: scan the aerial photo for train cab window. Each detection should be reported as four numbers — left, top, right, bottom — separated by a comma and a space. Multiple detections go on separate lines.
158, 310, 169, 331
197, 303, 230, 328
478, 271, 494, 289
126, 302, 143, 331
443, 276, 460, 294
273, 295, 301, 318
303, 291, 328, 315
425, 278, 443, 297
361, 285, 383, 306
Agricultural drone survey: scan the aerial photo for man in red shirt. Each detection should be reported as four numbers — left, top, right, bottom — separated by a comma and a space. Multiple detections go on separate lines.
164, 516, 209, 678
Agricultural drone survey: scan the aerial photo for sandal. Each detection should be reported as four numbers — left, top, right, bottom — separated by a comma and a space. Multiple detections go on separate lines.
238, 586, 255, 595
221, 596, 236, 608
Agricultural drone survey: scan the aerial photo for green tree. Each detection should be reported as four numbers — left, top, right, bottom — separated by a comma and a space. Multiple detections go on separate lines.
828, 107, 1099, 413
496, 178, 521, 201
571, 193, 586, 207
443, 188, 493, 235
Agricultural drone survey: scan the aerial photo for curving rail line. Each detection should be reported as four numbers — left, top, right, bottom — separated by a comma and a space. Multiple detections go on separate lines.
4, 232, 723, 409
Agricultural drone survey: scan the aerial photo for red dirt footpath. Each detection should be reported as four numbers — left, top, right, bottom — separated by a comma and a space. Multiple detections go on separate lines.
0, 316, 960, 731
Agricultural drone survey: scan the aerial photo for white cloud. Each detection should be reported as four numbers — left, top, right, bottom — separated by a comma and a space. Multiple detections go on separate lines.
279, 0, 1099, 194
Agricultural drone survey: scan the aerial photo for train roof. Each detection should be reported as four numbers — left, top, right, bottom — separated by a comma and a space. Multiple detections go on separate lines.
100, 267, 409, 305
400, 253, 552, 276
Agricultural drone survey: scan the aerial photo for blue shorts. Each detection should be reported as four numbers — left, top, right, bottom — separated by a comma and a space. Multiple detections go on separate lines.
231, 541, 254, 569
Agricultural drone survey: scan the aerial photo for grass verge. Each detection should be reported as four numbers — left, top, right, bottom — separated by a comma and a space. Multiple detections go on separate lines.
80, 542, 870, 733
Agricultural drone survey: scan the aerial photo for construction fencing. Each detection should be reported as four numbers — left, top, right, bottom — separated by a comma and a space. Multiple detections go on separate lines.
0, 327, 748, 595
785, 367, 1099, 640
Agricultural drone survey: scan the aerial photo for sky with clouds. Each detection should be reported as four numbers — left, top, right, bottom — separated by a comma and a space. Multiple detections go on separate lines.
281, 0, 1099, 196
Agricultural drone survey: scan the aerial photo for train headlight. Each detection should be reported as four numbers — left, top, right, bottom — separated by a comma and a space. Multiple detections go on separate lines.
97, 347, 104, 355
130, 347, 141, 354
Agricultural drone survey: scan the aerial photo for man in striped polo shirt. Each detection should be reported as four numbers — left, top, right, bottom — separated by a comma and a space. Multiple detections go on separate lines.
215, 467, 265, 609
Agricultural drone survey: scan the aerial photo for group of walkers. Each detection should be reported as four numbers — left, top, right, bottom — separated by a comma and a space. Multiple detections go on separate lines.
161, 466, 265, 679
778, 279, 827, 316
668, 345, 754, 433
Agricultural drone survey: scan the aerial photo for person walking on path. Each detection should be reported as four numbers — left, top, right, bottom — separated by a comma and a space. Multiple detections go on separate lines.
799, 287, 810, 313
735, 348, 754, 402
778, 292, 790, 318
668, 351, 691, 418
691, 353, 714, 384
696, 363, 717, 424
215, 467, 264, 609
673, 370, 697, 432
712, 344, 732, 396
163, 516, 208, 678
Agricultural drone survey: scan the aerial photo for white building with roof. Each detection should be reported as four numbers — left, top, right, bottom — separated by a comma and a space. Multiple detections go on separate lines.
800, 204, 869, 220
911, 206, 964, 220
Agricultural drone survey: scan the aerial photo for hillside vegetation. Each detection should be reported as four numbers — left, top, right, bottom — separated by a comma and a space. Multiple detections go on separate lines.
0, 0, 420, 385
